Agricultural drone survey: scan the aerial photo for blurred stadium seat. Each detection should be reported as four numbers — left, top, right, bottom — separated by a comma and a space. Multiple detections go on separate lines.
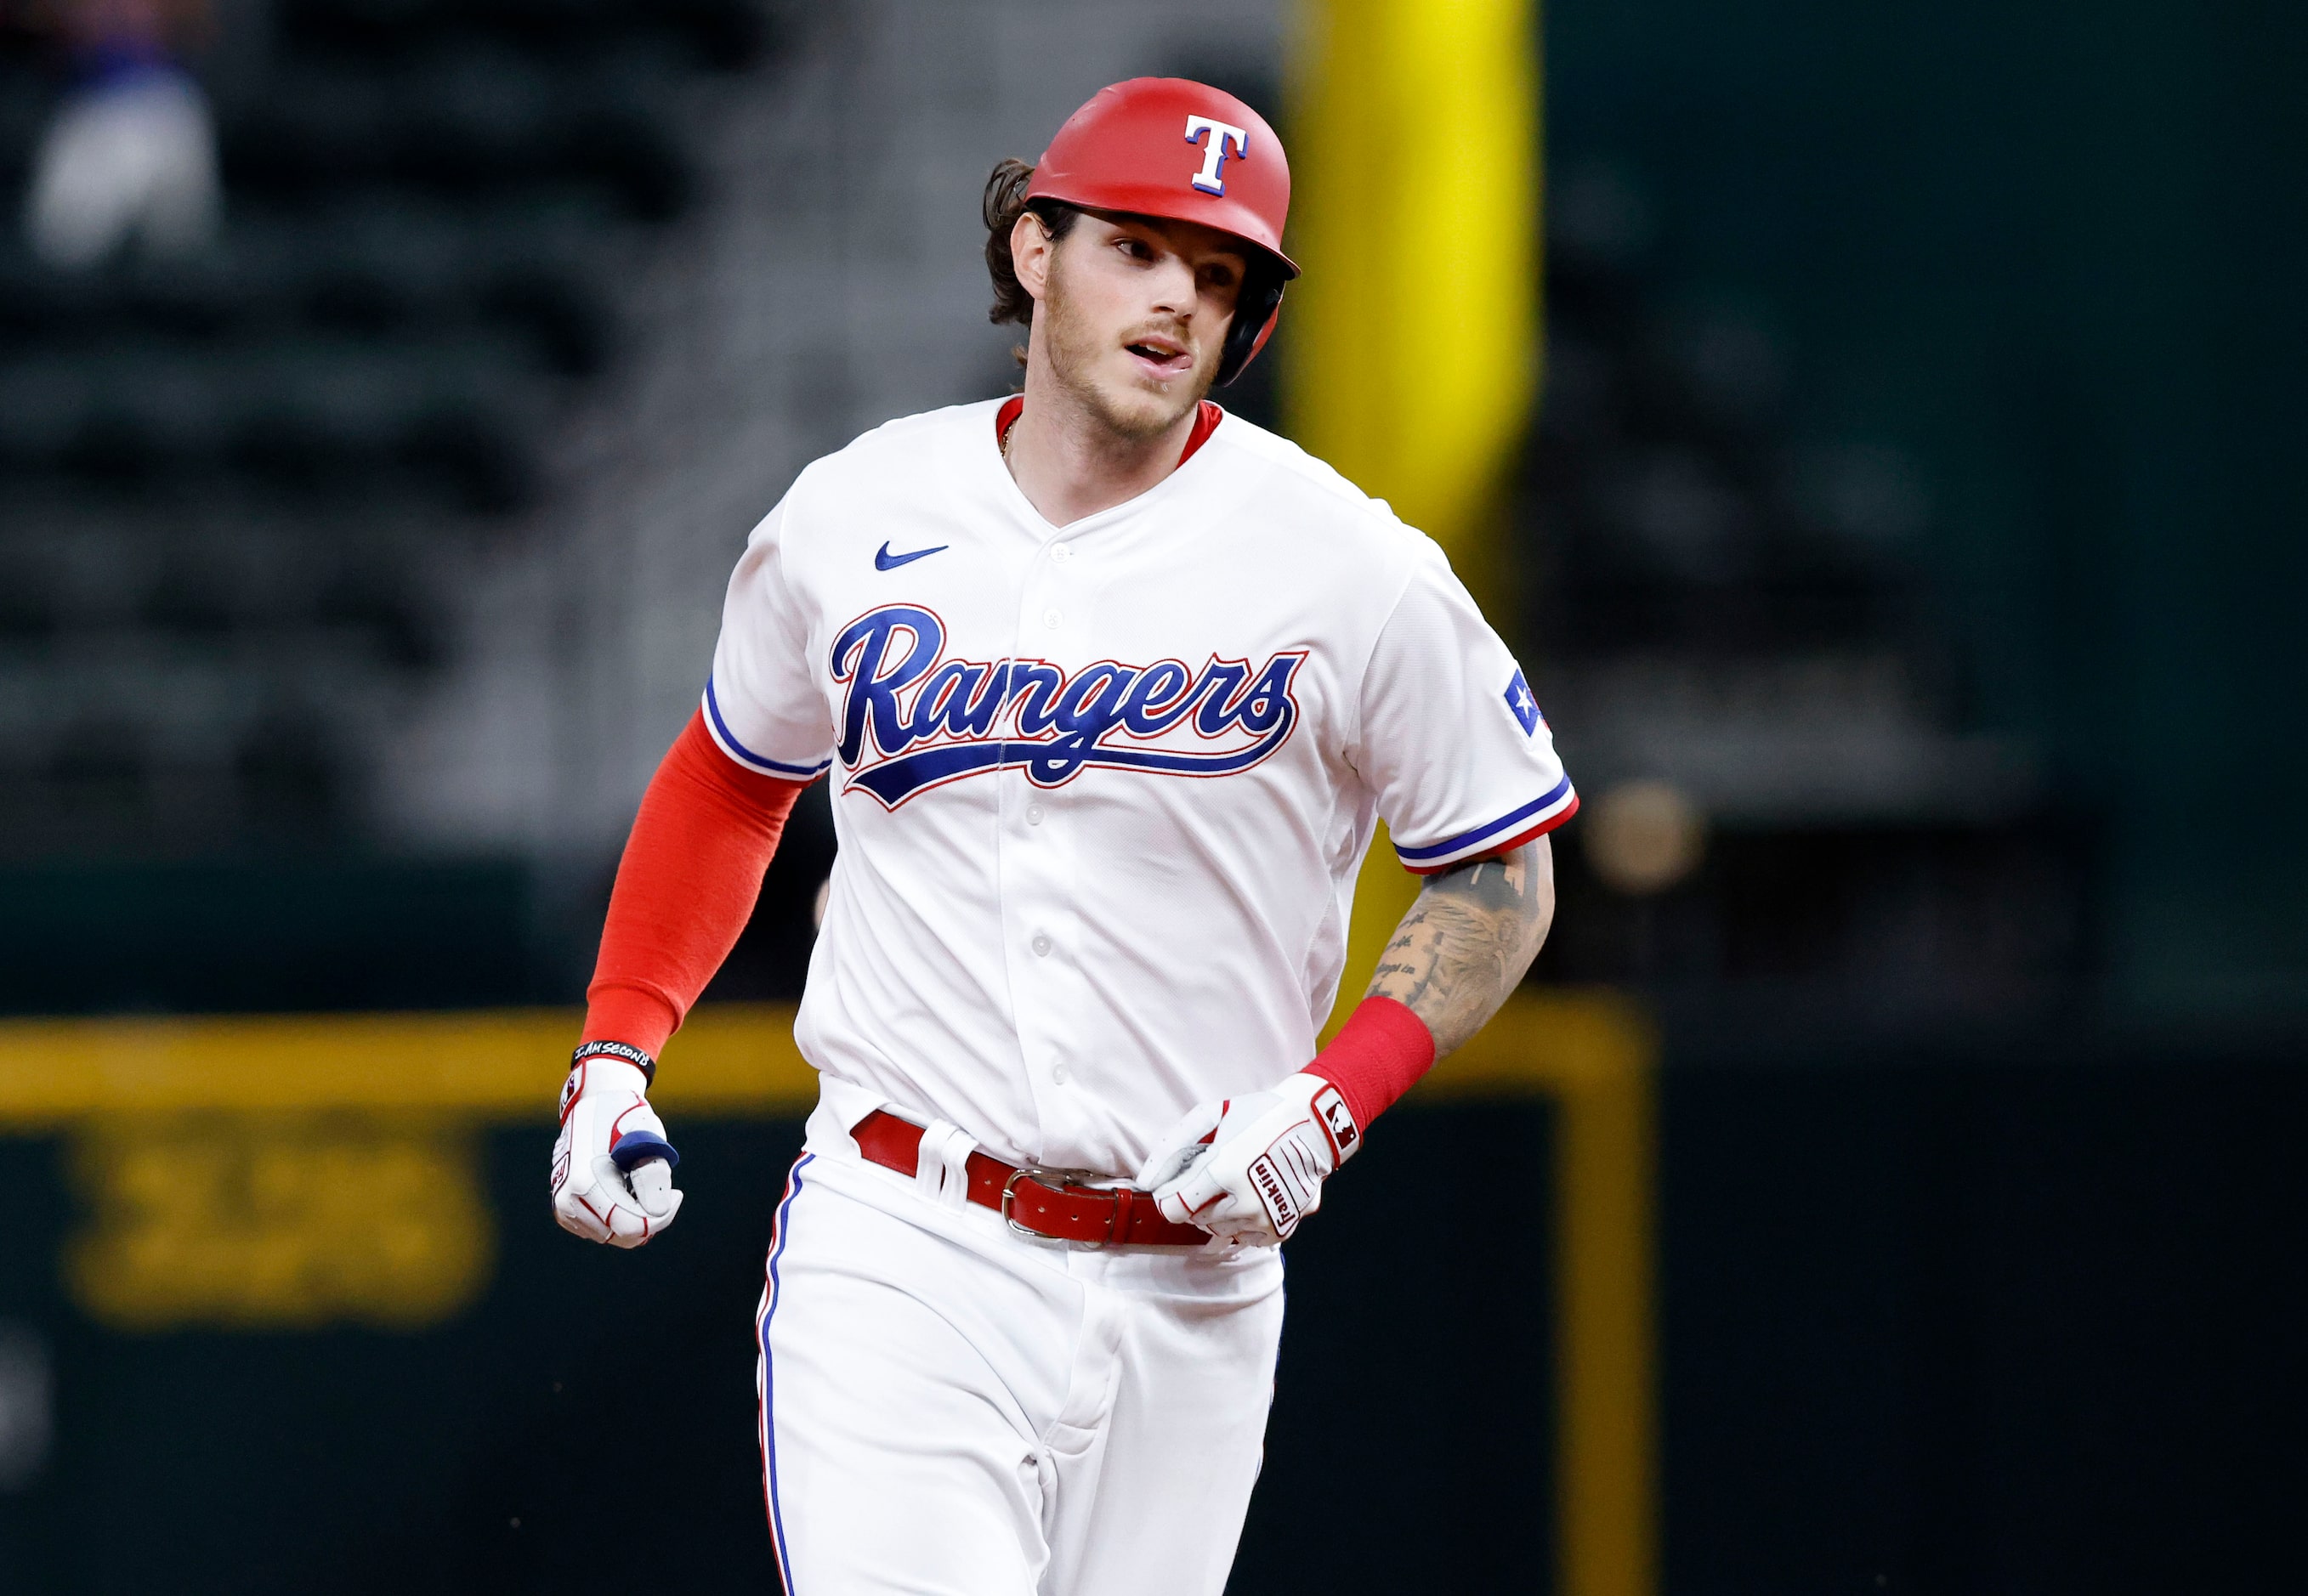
1523, 161, 2080, 1022
0, 0, 781, 860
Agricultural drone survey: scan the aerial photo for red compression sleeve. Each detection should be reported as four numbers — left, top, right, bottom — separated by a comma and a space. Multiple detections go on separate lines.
1307, 996, 1438, 1129
581, 709, 808, 1056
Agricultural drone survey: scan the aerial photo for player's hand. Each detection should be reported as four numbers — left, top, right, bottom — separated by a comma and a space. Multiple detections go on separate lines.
1136, 1072, 1360, 1247
551, 1057, 683, 1248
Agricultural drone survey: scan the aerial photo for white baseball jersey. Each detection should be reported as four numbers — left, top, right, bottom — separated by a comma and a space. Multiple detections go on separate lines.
706, 399, 1574, 1176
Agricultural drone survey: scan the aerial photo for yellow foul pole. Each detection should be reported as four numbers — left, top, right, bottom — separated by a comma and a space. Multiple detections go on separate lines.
1286, 0, 1542, 1026
1287, 8, 1658, 1596
1287, 0, 1540, 586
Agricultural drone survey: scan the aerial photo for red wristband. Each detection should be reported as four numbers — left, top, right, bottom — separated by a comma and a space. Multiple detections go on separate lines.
1307, 996, 1437, 1129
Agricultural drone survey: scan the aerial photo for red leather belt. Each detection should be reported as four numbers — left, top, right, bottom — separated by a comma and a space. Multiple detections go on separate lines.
851, 1109, 1210, 1248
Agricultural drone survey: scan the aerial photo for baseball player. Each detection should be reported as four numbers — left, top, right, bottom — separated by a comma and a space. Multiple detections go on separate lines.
549, 78, 1575, 1595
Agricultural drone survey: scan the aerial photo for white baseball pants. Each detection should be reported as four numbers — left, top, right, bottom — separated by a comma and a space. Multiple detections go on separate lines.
754, 1130, 1285, 1595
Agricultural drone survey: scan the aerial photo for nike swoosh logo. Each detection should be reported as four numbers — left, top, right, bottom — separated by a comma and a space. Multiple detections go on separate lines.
875, 540, 948, 571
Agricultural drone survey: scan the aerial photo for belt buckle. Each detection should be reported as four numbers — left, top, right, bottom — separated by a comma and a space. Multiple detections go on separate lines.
1001, 1164, 1104, 1246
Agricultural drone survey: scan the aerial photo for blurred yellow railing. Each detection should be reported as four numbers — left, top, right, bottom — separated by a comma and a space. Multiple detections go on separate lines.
0, 1005, 814, 1123
1434, 992, 1659, 1596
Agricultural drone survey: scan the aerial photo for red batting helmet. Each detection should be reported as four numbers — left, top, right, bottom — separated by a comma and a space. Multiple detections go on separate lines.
1024, 77, 1296, 386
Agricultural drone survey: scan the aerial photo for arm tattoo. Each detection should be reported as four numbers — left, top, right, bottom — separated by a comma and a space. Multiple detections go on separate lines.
1365, 835, 1556, 1059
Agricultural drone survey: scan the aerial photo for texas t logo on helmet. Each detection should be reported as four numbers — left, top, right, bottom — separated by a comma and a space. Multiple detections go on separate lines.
1183, 114, 1250, 195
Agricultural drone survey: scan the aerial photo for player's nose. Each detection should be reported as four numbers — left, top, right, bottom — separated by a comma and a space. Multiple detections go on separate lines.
1144, 251, 1200, 317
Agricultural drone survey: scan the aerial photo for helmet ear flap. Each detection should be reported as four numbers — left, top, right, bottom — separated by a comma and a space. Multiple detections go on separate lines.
1216, 274, 1286, 387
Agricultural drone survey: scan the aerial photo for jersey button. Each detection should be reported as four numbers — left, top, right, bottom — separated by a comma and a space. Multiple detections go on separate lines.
1041, 608, 1063, 630
1025, 803, 1045, 825
1031, 933, 1052, 957
1049, 544, 1073, 564
1051, 1061, 1070, 1084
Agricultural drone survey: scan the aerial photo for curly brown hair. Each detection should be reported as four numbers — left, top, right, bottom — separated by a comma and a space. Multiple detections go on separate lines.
983, 157, 1081, 332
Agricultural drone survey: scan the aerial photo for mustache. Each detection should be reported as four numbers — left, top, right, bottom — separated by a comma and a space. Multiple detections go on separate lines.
1120, 322, 1198, 354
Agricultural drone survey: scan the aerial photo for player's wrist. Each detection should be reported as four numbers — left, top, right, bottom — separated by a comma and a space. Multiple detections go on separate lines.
572, 1037, 658, 1085
1274, 1071, 1363, 1166
559, 1056, 650, 1125
574, 1057, 649, 1094
1306, 996, 1436, 1134
581, 982, 678, 1063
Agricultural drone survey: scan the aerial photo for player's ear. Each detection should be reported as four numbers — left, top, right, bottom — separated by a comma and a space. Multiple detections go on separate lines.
1011, 210, 1056, 306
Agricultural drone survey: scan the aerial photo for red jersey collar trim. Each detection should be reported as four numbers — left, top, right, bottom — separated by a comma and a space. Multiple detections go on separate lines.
995, 396, 1224, 468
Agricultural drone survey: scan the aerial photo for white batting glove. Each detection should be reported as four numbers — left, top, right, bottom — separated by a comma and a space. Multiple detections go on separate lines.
551, 1057, 683, 1248
1137, 1072, 1362, 1247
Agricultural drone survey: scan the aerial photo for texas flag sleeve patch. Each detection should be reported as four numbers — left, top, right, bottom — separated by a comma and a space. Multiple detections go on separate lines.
1503, 667, 1544, 737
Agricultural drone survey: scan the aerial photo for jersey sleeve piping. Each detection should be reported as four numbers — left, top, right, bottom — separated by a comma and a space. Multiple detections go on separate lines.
1394, 776, 1579, 873
701, 676, 831, 778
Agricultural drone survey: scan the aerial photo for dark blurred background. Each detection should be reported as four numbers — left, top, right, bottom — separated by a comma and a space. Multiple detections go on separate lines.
1, 0, 2303, 1590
